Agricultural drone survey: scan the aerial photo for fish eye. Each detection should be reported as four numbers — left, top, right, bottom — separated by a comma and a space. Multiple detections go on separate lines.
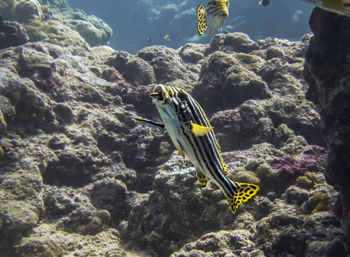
153, 88, 162, 95
178, 92, 186, 101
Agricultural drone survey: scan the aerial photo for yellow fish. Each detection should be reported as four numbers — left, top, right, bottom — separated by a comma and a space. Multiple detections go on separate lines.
197, 0, 229, 35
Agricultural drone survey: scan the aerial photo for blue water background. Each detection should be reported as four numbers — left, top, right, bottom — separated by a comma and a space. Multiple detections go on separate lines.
68, 0, 313, 54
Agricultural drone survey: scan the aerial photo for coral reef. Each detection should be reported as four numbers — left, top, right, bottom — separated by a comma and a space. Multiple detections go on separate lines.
304, 7, 350, 253
0, 0, 112, 54
61, 9, 113, 47
11, 0, 43, 23
0, 2, 348, 256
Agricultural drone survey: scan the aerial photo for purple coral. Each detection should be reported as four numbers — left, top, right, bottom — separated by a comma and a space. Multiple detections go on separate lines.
30, 67, 59, 92
300, 145, 327, 173
269, 145, 326, 191
270, 155, 302, 178
270, 145, 326, 177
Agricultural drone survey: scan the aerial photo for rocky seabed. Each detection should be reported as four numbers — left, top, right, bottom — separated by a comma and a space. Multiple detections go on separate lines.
0, 1, 349, 257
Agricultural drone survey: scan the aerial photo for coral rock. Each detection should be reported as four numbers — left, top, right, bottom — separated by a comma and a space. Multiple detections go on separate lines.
301, 192, 330, 214
178, 43, 206, 63
172, 230, 265, 257
124, 57, 156, 85
24, 19, 90, 55
223, 64, 271, 108
15, 237, 63, 257
208, 32, 259, 54
11, 0, 42, 23
137, 46, 192, 84
62, 9, 112, 47
0, 17, 28, 49
304, 9, 350, 251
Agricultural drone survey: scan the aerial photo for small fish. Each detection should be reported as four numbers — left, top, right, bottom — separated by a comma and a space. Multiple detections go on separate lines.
163, 34, 171, 41
148, 85, 259, 215
197, 0, 229, 35
259, 0, 270, 7
134, 116, 165, 132
146, 37, 152, 43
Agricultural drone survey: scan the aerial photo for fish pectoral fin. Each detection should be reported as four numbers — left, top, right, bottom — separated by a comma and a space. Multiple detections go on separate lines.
196, 170, 208, 187
174, 140, 185, 158
134, 116, 147, 122
226, 182, 260, 215
197, 5, 207, 35
134, 116, 165, 131
175, 145, 185, 158
191, 123, 213, 136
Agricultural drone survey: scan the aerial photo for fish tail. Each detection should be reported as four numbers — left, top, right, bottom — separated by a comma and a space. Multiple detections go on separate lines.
225, 182, 260, 215
197, 5, 208, 35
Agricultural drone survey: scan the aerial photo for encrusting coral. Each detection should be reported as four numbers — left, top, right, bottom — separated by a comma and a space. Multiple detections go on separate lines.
0, 1, 348, 257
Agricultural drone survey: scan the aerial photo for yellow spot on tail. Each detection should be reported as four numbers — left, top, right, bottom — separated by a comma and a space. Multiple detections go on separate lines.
191, 123, 213, 136
197, 5, 207, 35
196, 170, 208, 187
226, 182, 260, 215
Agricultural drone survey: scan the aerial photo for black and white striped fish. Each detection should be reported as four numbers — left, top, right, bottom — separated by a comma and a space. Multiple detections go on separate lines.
197, 0, 229, 35
142, 84, 259, 215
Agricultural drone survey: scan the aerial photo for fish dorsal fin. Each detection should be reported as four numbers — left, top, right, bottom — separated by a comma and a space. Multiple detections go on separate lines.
197, 5, 207, 35
191, 123, 213, 136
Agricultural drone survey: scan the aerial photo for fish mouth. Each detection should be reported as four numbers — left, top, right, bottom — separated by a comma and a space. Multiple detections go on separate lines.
149, 91, 163, 102
149, 85, 171, 104
217, 9, 228, 18
149, 92, 161, 97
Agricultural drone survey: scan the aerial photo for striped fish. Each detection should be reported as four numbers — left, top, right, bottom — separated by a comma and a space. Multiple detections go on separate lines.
197, 0, 229, 35
147, 84, 259, 215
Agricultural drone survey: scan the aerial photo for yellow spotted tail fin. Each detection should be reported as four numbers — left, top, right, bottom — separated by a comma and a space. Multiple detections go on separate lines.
197, 5, 207, 35
226, 182, 260, 215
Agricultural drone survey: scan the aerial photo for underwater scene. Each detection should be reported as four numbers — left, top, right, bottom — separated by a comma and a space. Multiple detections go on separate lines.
0, 0, 349, 256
